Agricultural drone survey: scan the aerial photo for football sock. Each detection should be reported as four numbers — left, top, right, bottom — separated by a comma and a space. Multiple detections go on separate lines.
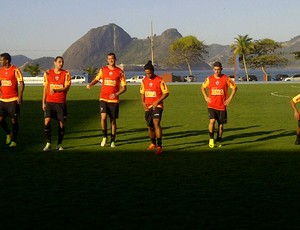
209, 132, 214, 139
11, 123, 19, 142
102, 129, 107, 138
44, 124, 51, 143
0, 120, 10, 134
111, 134, 116, 142
157, 138, 162, 147
57, 126, 65, 145
150, 138, 156, 145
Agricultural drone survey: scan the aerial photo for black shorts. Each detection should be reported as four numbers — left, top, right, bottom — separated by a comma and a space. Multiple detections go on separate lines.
44, 102, 67, 122
208, 108, 227, 124
0, 101, 20, 118
100, 101, 119, 119
145, 107, 163, 127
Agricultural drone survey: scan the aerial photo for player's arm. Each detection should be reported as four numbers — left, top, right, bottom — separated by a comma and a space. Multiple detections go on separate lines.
291, 96, 300, 120
201, 78, 211, 103
224, 86, 237, 106
15, 68, 25, 104
140, 82, 148, 111
152, 81, 169, 109
87, 69, 101, 89
42, 71, 48, 110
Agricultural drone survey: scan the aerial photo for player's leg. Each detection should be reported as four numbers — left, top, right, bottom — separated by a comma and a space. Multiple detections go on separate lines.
145, 109, 156, 150
152, 108, 163, 155
295, 120, 300, 145
100, 101, 108, 147
109, 103, 119, 147
8, 101, 20, 147
43, 102, 52, 151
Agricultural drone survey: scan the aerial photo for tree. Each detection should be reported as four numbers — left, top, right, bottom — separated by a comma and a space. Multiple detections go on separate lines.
247, 39, 288, 81
169, 36, 207, 76
23, 63, 42, 77
231, 35, 254, 82
83, 66, 98, 76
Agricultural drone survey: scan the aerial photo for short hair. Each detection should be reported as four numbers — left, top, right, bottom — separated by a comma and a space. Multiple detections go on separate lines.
213, 61, 222, 69
107, 52, 116, 60
55, 56, 64, 61
0, 53, 11, 63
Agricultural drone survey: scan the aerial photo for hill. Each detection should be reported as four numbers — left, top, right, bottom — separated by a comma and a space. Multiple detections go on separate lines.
11, 24, 300, 71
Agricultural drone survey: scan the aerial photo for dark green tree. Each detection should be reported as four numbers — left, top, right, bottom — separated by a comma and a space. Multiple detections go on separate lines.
23, 63, 42, 77
169, 36, 207, 76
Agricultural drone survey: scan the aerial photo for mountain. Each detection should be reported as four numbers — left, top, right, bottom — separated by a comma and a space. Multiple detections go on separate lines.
11, 24, 300, 71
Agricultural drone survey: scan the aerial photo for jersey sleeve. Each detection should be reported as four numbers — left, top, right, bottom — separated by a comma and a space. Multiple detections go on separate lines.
43, 71, 49, 86
140, 80, 145, 94
120, 71, 127, 87
292, 94, 300, 104
65, 71, 71, 86
15, 68, 24, 82
160, 80, 169, 94
202, 77, 210, 88
95, 68, 103, 81
226, 77, 237, 89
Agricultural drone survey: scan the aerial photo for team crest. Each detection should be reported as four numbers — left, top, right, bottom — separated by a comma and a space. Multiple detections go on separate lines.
149, 82, 153, 87
109, 71, 113, 76
216, 81, 219, 85
55, 75, 59, 81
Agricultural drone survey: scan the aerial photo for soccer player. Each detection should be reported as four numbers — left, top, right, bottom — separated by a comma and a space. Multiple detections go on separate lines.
86, 53, 127, 147
201, 61, 237, 148
42, 56, 71, 151
290, 94, 300, 145
140, 60, 169, 155
0, 53, 25, 147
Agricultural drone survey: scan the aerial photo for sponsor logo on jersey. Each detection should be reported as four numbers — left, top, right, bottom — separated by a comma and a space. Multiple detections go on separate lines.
145, 91, 157, 97
1, 80, 12, 86
211, 88, 224, 95
104, 79, 116, 86
50, 83, 63, 89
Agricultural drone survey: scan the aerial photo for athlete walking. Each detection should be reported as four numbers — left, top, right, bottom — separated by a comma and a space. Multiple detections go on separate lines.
86, 53, 127, 147
0, 53, 25, 147
42, 56, 71, 151
140, 61, 169, 155
201, 61, 237, 148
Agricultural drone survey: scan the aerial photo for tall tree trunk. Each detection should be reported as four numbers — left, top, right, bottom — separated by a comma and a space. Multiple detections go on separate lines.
185, 58, 193, 76
243, 54, 249, 82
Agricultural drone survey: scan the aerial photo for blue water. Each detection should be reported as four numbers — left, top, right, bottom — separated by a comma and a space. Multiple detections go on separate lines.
125, 68, 300, 82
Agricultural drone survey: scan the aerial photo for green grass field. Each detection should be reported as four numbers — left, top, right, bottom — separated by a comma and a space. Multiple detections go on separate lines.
1, 83, 300, 229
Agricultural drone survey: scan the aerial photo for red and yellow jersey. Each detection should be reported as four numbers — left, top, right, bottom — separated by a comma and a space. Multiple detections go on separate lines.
95, 65, 126, 103
0, 65, 24, 102
202, 74, 237, 110
292, 94, 300, 104
44, 69, 71, 103
140, 75, 169, 109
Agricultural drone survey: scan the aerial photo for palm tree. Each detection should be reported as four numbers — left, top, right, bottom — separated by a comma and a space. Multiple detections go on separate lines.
231, 35, 254, 82
23, 63, 42, 77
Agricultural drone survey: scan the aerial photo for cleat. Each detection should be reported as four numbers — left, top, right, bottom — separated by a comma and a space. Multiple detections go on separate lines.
100, 137, 107, 147
155, 146, 163, 155
147, 143, 156, 150
9, 141, 17, 147
295, 137, 300, 145
209, 139, 214, 148
216, 142, 222, 148
43, 142, 51, 151
6, 134, 11, 144
56, 145, 64, 151
110, 141, 116, 148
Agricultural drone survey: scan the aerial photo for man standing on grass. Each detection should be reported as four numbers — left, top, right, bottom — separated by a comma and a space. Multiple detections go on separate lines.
0, 53, 25, 147
290, 94, 300, 145
86, 53, 127, 148
140, 60, 169, 155
42, 56, 71, 151
201, 61, 237, 148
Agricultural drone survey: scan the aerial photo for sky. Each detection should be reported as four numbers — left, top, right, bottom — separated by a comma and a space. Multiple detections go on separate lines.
1, 0, 300, 59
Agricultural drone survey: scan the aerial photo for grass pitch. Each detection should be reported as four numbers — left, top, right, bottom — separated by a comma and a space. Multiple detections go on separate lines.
1, 83, 300, 229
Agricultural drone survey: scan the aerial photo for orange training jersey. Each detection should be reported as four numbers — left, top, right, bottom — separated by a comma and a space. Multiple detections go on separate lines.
95, 66, 126, 103
0, 65, 23, 102
44, 69, 71, 103
202, 74, 237, 110
140, 75, 169, 109
292, 94, 300, 104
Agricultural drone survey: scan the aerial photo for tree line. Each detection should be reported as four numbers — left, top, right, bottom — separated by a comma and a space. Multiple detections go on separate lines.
23, 35, 299, 82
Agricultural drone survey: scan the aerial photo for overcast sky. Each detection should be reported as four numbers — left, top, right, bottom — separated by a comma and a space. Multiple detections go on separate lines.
1, 0, 299, 59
